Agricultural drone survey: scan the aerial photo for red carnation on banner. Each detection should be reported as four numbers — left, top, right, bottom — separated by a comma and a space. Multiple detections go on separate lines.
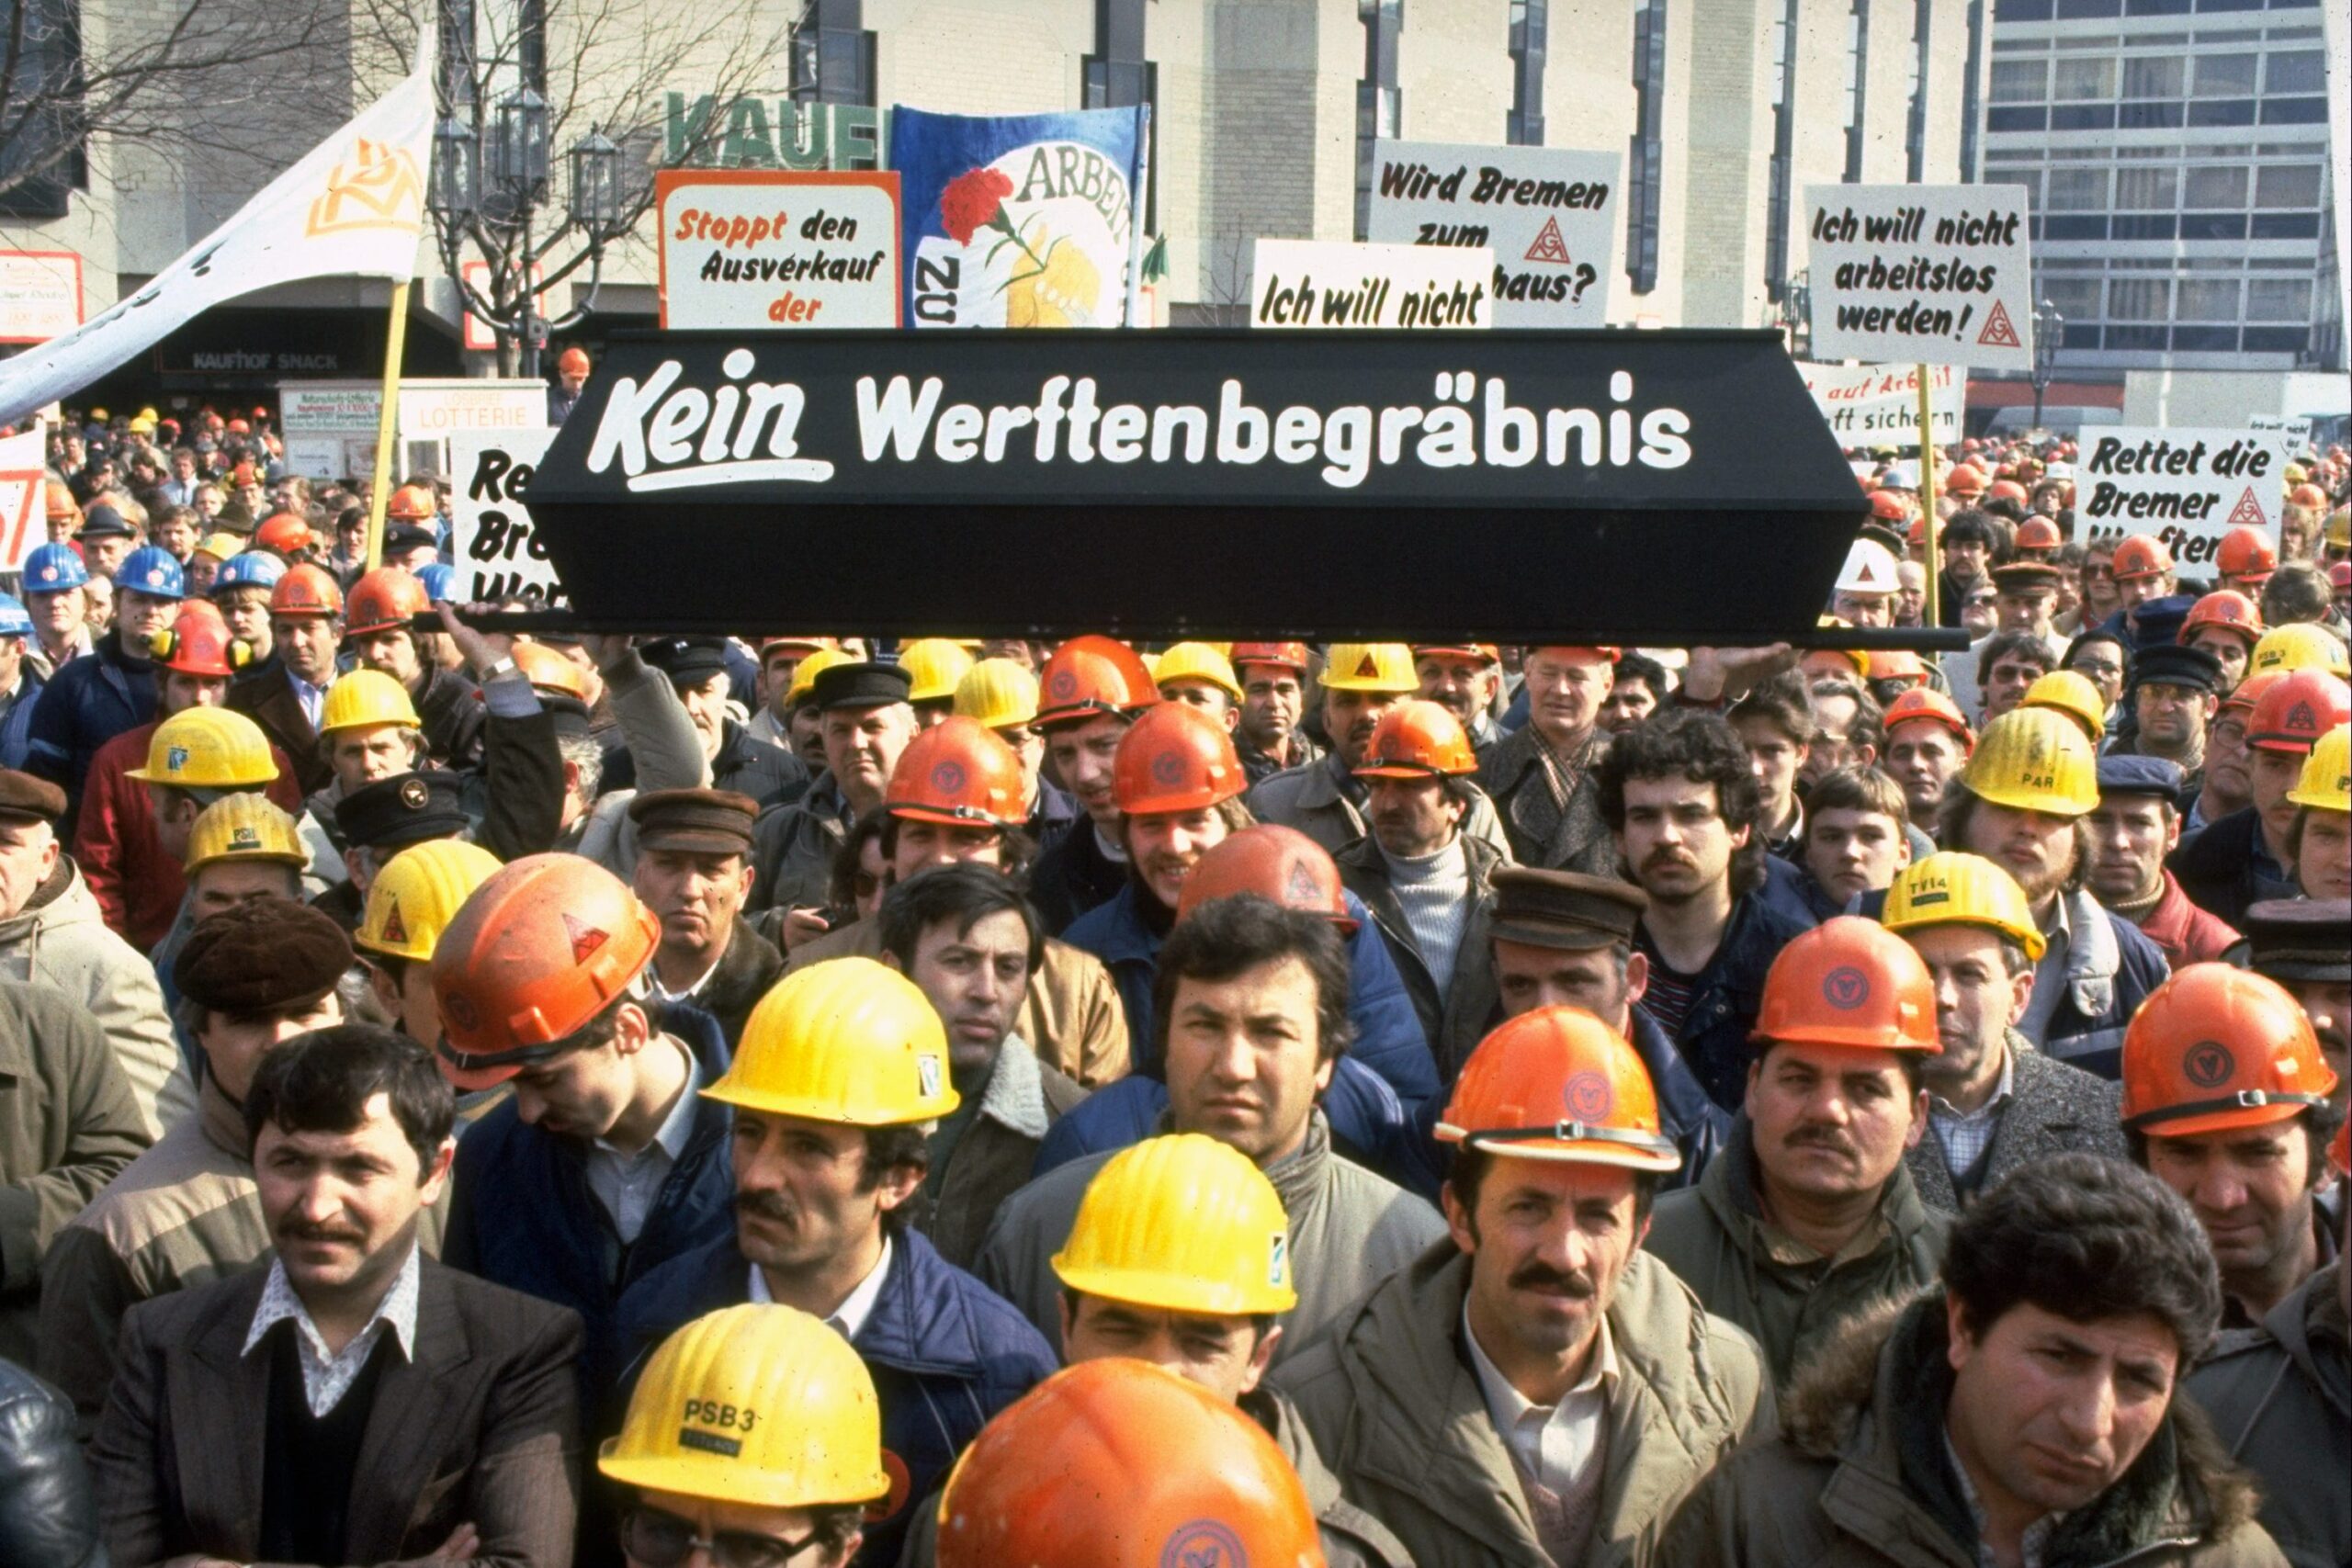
940, 167, 1013, 245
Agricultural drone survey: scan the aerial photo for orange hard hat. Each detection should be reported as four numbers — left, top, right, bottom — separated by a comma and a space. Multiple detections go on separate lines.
2220, 669, 2285, 717
1355, 699, 1477, 778
2014, 516, 2063, 550
2216, 526, 2278, 580
1988, 479, 2030, 506
1751, 916, 1939, 1053
254, 511, 312, 556
558, 346, 592, 376
2179, 591, 2263, 649
42, 479, 78, 520
1527, 644, 1621, 665
1865, 649, 1928, 687
1112, 700, 1244, 816
268, 562, 344, 618
1946, 463, 1986, 496
344, 566, 432, 637
886, 716, 1026, 828
1435, 1006, 1681, 1171
1228, 640, 1310, 674
430, 853, 662, 1090
2110, 535, 2174, 581
508, 641, 593, 703
151, 603, 249, 678
2245, 670, 2350, 754
387, 483, 438, 522
1174, 824, 1355, 934
1411, 642, 1501, 666
932, 1359, 1323, 1568
1035, 636, 1157, 728
2121, 964, 2337, 1138
226, 420, 250, 438
2289, 482, 2328, 509
1869, 491, 1914, 523
1883, 687, 1974, 751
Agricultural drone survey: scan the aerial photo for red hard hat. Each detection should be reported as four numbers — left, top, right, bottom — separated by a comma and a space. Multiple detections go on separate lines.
2245, 670, 2350, 754
1865, 649, 1928, 687
1869, 491, 1913, 523
1174, 824, 1355, 934
387, 484, 438, 522
2110, 535, 2174, 581
558, 346, 592, 376
1945, 463, 1986, 496
2179, 591, 2263, 648
151, 603, 249, 678
884, 716, 1026, 829
2217, 525, 2278, 580
2290, 483, 2328, 509
1436, 1007, 1681, 1171
254, 512, 312, 556
1988, 479, 2029, 505
268, 562, 343, 618
344, 567, 432, 637
1355, 699, 1477, 777
1228, 640, 1310, 673
1035, 636, 1158, 728
1112, 701, 1245, 816
2014, 516, 2063, 550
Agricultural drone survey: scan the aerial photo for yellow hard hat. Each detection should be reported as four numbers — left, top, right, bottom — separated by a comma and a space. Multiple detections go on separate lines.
599, 1303, 889, 1509
1881, 852, 2048, 961
2289, 724, 2350, 812
125, 707, 277, 789
1961, 706, 2098, 817
1153, 641, 1243, 702
137, 406, 158, 423
2326, 507, 2349, 549
2250, 622, 2352, 680
357, 840, 503, 961
1318, 642, 1419, 694
184, 794, 306, 874
1051, 1134, 1298, 1316
2020, 669, 2107, 743
705, 958, 958, 1126
898, 638, 976, 704
319, 669, 423, 735
192, 533, 243, 563
2283, 463, 2309, 485
953, 658, 1040, 730
786, 647, 856, 708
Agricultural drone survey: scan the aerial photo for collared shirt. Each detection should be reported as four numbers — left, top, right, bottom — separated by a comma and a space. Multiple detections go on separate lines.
1949, 1431, 2064, 1568
1462, 1301, 1618, 1497
582, 1040, 700, 1245
748, 1235, 893, 1343
243, 1245, 422, 1418
290, 670, 328, 730
1929, 1047, 2016, 1182
650, 952, 724, 1006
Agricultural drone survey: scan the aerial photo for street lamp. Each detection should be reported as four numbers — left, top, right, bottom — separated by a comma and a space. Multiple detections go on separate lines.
489, 87, 549, 207
2031, 298, 2064, 432
569, 128, 621, 233
429, 117, 478, 220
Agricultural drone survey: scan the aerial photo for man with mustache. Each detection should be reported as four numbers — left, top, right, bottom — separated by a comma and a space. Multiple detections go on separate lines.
1278, 1005, 1772, 1565
1479, 645, 1620, 874
1643, 918, 1950, 1387
1414, 642, 1505, 748
90, 1027, 583, 1568
1660, 1154, 2284, 1568
2238, 897, 2350, 1096
608, 958, 1055, 1568
1597, 708, 1816, 1112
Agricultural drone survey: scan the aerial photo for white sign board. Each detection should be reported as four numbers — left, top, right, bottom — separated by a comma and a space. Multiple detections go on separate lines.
448, 428, 565, 606
1797, 361, 1965, 448
0, 421, 47, 570
279, 380, 548, 482
1804, 185, 2034, 372
2076, 427, 2288, 568
2249, 413, 2314, 452
0, 254, 81, 344
1365, 140, 1620, 327
1250, 240, 1492, 330
656, 170, 901, 330
278, 385, 382, 482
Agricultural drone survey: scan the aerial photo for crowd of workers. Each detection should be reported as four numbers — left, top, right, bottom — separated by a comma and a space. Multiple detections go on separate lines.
0, 397, 2344, 1568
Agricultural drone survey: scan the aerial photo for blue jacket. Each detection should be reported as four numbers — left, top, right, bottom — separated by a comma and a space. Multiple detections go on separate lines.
25, 630, 155, 833
1643, 886, 1816, 1112
609, 1226, 1055, 1568
0, 666, 45, 772
2168, 807, 2297, 931
1033, 1054, 1414, 1184
1062, 882, 1440, 1105
439, 1005, 737, 1352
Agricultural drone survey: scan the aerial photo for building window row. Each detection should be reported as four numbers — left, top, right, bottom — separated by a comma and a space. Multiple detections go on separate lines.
1996, 0, 2313, 19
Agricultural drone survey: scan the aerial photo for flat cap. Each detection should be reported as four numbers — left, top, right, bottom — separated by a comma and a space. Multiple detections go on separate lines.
334, 770, 469, 851
175, 898, 353, 1012
2239, 897, 2350, 983
810, 660, 911, 712
638, 636, 731, 691
629, 787, 759, 855
2096, 754, 2186, 799
76, 503, 135, 539
1991, 561, 2063, 593
0, 770, 65, 824
1488, 867, 1649, 951
2132, 643, 2225, 694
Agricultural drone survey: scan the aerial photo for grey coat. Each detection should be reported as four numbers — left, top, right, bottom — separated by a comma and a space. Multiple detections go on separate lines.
1903, 1032, 2127, 1213
1249, 752, 1510, 863
1475, 724, 1616, 875
2188, 1262, 2349, 1568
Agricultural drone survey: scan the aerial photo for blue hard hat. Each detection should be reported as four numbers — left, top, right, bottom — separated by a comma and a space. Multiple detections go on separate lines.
210, 550, 287, 594
0, 593, 29, 638
20, 542, 89, 593
116, 546, 186, 601
415, 562, 458, 604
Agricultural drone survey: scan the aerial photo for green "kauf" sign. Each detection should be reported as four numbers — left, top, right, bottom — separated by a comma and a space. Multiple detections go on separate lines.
664, 96, 888, 172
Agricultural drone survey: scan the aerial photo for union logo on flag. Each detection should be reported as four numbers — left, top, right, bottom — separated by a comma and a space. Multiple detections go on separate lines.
306, 138, 425, 238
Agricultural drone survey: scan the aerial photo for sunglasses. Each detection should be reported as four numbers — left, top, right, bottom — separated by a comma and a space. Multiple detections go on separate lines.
621, 1506, 822, 1568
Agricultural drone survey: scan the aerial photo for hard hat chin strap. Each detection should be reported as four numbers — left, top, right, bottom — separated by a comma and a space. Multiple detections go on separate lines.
1462, 1122, 1679, 1156
2124, 1089, 2327, 1132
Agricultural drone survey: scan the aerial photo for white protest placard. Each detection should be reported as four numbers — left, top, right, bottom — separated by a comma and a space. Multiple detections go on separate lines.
1796, 362, 1965, 447
0, 254, 81, 344
2249, 413, 2314, 452
0, 421, 47, 571
1251, 240, 1491, 330
448, 429, 565, 606
657, 170, 900, 330
1365, 140, 1620, 327
278, 384, 382, 481
2075, 427, 2288, 569
1804, 185, 2034, 371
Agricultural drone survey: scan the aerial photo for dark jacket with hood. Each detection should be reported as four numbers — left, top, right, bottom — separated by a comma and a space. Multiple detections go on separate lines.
2188, 1261, 2348, 1568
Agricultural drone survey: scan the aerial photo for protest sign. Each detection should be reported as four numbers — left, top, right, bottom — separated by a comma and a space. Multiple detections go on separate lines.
1250, 240, 1492, 330
2249, 412, 2314, 451
1796, 361, 1963, 446
281, 380, 546, 483
448, 428, 565, 606
892, 105, 1148, 329
656, 171, 899, 330
0, 421, 46, 570
0, 254, 81, 344
1365, 141, 1620, 327
1804, 185, 2034, 372
2075, 427, 2288, 567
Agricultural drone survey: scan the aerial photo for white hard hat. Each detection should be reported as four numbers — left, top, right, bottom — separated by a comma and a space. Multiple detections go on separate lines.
1835, 537, 1903, 596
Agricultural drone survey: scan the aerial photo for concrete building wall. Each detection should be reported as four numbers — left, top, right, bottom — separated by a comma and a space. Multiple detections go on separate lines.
1396, 0, 1510, 146
1680, 0, 1777, 325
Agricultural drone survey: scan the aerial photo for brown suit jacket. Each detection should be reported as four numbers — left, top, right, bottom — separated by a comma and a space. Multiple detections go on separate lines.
90, 1252, 582, 1568
228, 660, 331, 796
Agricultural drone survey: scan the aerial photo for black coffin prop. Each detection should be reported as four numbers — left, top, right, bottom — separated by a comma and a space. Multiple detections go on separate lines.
524, 328, 1867, 640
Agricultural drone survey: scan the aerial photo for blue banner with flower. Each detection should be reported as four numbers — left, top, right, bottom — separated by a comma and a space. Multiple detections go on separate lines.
889, 105, 1148, 329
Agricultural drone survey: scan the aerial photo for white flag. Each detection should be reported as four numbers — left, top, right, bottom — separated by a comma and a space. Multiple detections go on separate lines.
0, 35, 437, 426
